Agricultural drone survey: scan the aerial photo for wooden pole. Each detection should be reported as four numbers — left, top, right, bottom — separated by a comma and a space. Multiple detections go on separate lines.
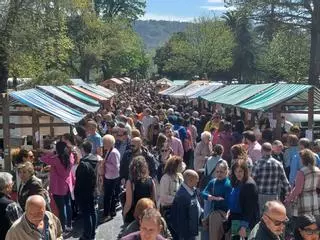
2, 93, 11, 171
32, 109, 40, 149
275, 105, 282, 140
308, 87, 314, 140
50, 117, 54, 137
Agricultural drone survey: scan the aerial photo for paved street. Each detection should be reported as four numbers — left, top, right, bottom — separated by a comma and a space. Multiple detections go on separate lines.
66, 210, 124, 240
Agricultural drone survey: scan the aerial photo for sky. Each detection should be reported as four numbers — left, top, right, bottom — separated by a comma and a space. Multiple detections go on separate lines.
140, 0, 233, 22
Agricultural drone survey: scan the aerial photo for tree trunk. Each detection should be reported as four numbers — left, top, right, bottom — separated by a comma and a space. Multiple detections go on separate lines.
0, 46, 9, 93
308, 4, 320, 87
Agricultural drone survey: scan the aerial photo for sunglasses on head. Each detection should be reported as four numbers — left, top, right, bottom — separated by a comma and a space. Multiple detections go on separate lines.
302, 228, 320, 235
265, 214, 289, 226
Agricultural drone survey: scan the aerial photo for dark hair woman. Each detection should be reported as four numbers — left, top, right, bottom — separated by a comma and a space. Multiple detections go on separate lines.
40, 141, 74, 232
294, 214, 320, 240
228, 159, 259, 239
123, 156, 156, 224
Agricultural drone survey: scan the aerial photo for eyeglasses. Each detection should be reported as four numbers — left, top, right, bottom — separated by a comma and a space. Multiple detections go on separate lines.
265, 214, 289, 226
117, 134, 124, 137
28, 155, 34, 159
302, 228, 320, 235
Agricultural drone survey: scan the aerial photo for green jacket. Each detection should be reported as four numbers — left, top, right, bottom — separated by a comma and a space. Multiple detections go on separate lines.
248, 221, 284, 240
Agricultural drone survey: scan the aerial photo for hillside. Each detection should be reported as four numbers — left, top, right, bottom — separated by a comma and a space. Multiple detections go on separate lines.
134, 20, 190, 49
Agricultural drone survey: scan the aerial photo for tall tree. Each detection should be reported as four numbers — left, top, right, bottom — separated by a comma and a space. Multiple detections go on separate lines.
94, 0, 146, 21
222, 11, 255, 82
225, 0, 320, 86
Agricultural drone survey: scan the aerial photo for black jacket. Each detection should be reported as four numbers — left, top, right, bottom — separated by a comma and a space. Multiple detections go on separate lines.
0, 193, 14, 240
74, 154, 99, 203
120, 147, 157, 180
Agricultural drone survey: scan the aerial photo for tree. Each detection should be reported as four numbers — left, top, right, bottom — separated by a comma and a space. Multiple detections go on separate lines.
225, 0, 320, 86
154, 18, 235, 79
258, 28, 310, 82
222, 11, 256, 82
94, 0, 146, 21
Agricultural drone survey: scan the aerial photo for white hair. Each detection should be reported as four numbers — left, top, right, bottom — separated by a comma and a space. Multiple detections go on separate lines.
201, 131, 211, 141
0, 172, 13, 192
103, 134, 116, 146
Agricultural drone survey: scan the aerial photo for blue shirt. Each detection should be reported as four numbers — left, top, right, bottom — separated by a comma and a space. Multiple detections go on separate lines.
86, 132, 103, 155
201, 177, 232, 212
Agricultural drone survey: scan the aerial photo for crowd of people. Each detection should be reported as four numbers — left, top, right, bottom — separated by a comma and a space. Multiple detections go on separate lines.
0, 82, 320, 240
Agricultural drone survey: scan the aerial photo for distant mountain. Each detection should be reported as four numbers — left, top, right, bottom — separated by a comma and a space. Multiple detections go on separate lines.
134, 20, 190, 49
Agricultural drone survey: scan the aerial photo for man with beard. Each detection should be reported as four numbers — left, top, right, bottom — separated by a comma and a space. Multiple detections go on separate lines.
120, 137, 157, 184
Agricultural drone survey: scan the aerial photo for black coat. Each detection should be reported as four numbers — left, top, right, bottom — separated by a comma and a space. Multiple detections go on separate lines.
120, 147, 157, 180
0, 193, 14, 240
74, 154, 99, 203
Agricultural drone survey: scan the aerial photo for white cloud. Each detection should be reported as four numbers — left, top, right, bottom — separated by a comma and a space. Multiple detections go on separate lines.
200, 5, 235, 11
207, 0, 224, 3
140, 13, 194, 22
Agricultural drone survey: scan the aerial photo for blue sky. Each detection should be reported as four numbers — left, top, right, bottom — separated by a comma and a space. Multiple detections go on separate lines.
140, 0, 232, 22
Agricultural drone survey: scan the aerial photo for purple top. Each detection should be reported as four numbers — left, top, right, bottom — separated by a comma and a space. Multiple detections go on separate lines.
104, 148, 120, 179
41, 152, 74, 196
121, 231, 166, 240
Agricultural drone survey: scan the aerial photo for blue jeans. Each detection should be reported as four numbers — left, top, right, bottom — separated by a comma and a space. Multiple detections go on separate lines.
79, 198, 97, 240
53, 192, 72, 230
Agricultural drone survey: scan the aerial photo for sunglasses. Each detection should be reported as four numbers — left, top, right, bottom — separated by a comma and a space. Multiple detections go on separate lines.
161, 149, 169, 153
265, 214, 289, 226
302, 228, 320, 235
28, 155, 34, 159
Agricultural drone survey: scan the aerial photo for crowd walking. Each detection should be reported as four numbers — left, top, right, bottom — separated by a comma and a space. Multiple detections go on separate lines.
0, 81, 320, 240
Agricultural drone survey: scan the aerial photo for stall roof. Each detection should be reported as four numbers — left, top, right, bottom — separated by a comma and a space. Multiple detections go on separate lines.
71, 85, 108, 101
169, 81, 210, 98
37, 86, 100, 113
202, 84, 250, 103
172, 80, 189, 86
237, 84, 313, 111
203, 83, 274, 105
80, 84, 115, 99
10, 89, 85, 124
58, 86, 100, 106
102, 78, 124, 85
188, 83, 224, 99
119, 77, 131, 83
156, 78, 173, 86
158, 85, 185, 95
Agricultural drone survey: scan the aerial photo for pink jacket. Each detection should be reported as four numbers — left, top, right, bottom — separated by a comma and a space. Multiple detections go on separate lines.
41, 152, 74, 196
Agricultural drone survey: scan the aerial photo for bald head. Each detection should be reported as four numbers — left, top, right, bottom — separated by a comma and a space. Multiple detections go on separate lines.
264, 200, 286, 215
26, 195, 46, 210
25, 195, 46, 226
183, 169, 199, 188
131, 137, 142, 153
262, 142, 272, 157
262, 201, 287, 236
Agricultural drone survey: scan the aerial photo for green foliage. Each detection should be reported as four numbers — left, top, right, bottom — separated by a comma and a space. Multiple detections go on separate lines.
258, 28, 310, 82
94, 0, 146, 22
154, 17, 235, 79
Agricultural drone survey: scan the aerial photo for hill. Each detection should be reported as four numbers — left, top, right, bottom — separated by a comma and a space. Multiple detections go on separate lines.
134, 20, 190, 49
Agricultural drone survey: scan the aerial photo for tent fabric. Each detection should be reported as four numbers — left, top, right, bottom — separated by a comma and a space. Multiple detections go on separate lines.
58, 86, 100, 106
188, 83, 224, 99
10, 89, 85, 124
158, 85, 185, 95
169, 82, 210, 98
237, 84, 312, 111
102, 78, 124, 85
172, 80, 189, 86
71, 86, 108, 101
37, 86, 100, 113
94, 85, 116, 96
80, 84, 115, 99
156, 78, 173, 86
201, 84, 250, 103
202, 83, 274, 106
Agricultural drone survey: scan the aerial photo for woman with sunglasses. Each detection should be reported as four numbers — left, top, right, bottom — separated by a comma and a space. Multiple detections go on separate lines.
294, 214, 320, 240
